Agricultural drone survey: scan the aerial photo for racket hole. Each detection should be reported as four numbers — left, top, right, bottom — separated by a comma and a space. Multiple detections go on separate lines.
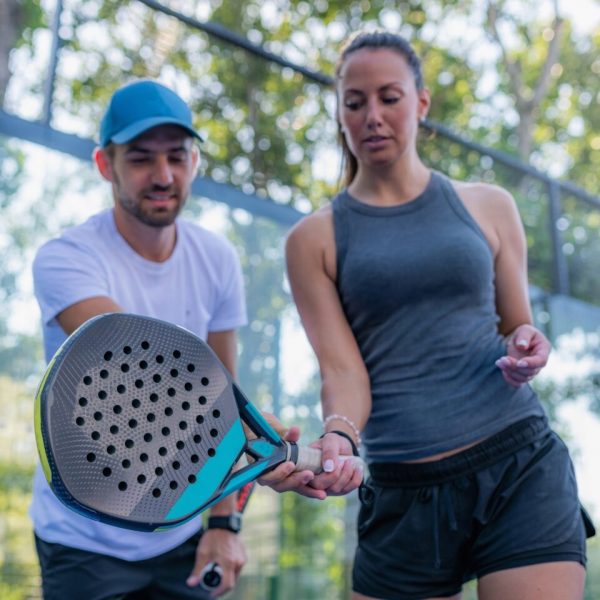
107, 445, 116, 455
173, 350, 181, 359
170, 369, 178, 378
104, 351, 113, 361
117, 384, 126, 394
176, 440, 185, 450
188, 474, 197, 483
170, 481, 178, 490
207, 448, 216, 457
135, 379, 144, 389
152, 488, 161, 498
172, 461, 180, 470
91, 431, 101, 441
191, 454, 199, 463
164, 407, 173, 417
143, 433, 153, 443
201, 377, 209, 386
187, 364, 195, 372
128, 419, 138, 429
193, 434, 201, 444
123, 346, 132, 355
155, 467, 163, 476
156, 355, 164, 364
125, 439, 134, 449
93, 412, 103, 421
132, 399, 141, 408
181, 401, 190, 411
137, 474, 146, 484
102, 467, 112, 477
167, 388, 176, 397
118, 481, 128, 491
110, 425, 119, 435
139, 360, 148, 370
98, 390, 107, 400
198, 396, 207, 405
212, 409, 221, 418
161, 427, 171, 437
158, 447, 167, 456
153, 374, 161, 383
179, 421, 187, 431
184, 383, 193, 392
78, 397, 88, 407
100, 370, 109, 379
83, 376, 92, 385
86, 453, 96, 462
210, 429, 218, 438
195, 415, 204, 425
121, 363, 130, 373
140, 453, 149, 463
141, 341, 150, 350
75, 417, 85, 426
122, 459, 131, 469
146, 413, 156, 423
113, 405, 122, 415
149, 394, 158, 403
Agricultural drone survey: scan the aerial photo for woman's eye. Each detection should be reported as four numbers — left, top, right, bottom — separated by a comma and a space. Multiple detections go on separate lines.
383, 96, 400, 104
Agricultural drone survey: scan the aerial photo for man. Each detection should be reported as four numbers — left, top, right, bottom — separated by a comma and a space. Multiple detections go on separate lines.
32, 79, 252, 600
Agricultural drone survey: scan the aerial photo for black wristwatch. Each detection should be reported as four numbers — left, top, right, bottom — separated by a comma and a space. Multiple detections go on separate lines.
206, 512, 242, 533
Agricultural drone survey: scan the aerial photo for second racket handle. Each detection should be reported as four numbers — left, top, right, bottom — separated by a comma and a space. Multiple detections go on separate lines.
292, 444, 364, 473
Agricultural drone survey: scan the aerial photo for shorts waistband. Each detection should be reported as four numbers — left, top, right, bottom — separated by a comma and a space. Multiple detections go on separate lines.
369, 416, 550, 487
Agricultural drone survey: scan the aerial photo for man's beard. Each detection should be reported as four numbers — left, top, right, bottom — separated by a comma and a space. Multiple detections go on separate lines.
117, 187, 184, 227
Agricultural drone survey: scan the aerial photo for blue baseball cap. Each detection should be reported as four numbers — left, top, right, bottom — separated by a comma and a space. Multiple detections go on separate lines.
99, 80, 203, 147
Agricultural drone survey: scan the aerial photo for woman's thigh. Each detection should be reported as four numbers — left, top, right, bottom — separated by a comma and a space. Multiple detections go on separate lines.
477, 561, 585, 600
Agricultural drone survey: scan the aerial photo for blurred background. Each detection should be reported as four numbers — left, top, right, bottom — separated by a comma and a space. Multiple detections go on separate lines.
0, 0, 599, 598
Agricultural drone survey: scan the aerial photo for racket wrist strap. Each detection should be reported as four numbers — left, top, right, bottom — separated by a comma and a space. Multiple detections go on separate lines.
320, 430, 360, 457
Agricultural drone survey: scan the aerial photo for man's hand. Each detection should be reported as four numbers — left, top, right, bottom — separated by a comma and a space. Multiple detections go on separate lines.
186, 528, 246, 597
495, 323, 551, 387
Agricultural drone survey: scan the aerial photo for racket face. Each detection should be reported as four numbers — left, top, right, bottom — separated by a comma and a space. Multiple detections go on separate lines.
36, 313, 248, 530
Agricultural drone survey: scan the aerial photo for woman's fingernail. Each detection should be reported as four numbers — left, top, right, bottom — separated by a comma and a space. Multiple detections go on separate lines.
516, 339, 528, 348
516, 360, 528, 368
323, 459, 335, 472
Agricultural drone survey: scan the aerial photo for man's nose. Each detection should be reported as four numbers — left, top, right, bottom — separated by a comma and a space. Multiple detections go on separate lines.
152, 155, 174, 186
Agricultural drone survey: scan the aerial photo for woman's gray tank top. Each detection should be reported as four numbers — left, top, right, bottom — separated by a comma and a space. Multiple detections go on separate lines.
332, 170, 545, 462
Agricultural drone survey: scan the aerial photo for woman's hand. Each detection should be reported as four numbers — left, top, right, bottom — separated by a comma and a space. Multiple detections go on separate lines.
495, 324, 551, 387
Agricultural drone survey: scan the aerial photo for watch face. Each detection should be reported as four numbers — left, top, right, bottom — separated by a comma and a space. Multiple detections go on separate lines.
208, 512, 242, 533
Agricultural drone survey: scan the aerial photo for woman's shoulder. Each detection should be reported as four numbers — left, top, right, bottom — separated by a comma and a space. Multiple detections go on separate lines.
287, 203, 333, 244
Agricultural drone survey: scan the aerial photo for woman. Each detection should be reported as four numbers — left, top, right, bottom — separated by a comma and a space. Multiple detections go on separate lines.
284, 30, 593, 600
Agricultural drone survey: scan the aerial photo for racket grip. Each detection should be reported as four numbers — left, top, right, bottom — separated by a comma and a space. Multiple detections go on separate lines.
293, 445, 364, 473
199, 562, 223, 590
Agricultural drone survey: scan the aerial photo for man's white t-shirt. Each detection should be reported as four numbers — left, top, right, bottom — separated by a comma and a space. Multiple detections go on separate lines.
31, 208, 247, 560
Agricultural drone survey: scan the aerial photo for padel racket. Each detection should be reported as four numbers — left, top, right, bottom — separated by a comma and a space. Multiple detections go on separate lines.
199, 481, 255, 591
35, 313, 356, 532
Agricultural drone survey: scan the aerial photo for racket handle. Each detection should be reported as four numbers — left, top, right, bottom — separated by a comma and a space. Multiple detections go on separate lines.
293, 445, 364, 473
199, 562, 223, 590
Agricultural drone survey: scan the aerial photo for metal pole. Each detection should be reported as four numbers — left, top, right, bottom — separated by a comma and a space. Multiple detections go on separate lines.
42, 0, 63, 125
547, 180, 570, 295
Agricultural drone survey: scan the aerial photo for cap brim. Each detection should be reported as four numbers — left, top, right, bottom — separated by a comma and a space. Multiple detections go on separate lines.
106, 116, 204, 146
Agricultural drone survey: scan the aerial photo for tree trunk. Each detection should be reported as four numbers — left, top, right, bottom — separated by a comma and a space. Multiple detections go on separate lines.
0, 0, 23, 106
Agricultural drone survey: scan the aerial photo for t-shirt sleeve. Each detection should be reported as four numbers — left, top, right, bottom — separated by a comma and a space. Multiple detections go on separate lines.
32, 238, 110, 326
208, 241, 247, 332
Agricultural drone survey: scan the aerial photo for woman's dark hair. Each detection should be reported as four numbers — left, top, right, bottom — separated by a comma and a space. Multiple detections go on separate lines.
335, 31, 424, 187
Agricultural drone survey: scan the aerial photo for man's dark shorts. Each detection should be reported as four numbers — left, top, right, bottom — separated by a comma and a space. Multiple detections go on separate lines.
353, 416, 595, 600
35, 530, 210, 600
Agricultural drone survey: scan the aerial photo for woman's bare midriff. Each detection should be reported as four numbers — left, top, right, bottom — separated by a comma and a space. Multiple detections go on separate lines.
402, 436, 489, 463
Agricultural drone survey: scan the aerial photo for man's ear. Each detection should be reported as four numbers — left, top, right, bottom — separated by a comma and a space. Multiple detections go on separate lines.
94, 147, 114, 182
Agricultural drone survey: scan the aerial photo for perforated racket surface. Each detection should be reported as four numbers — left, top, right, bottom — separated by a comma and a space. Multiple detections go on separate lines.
35, 313, 309, 531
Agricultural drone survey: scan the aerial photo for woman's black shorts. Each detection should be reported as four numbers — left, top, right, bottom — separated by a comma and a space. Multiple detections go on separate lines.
353, 416, 595, 599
